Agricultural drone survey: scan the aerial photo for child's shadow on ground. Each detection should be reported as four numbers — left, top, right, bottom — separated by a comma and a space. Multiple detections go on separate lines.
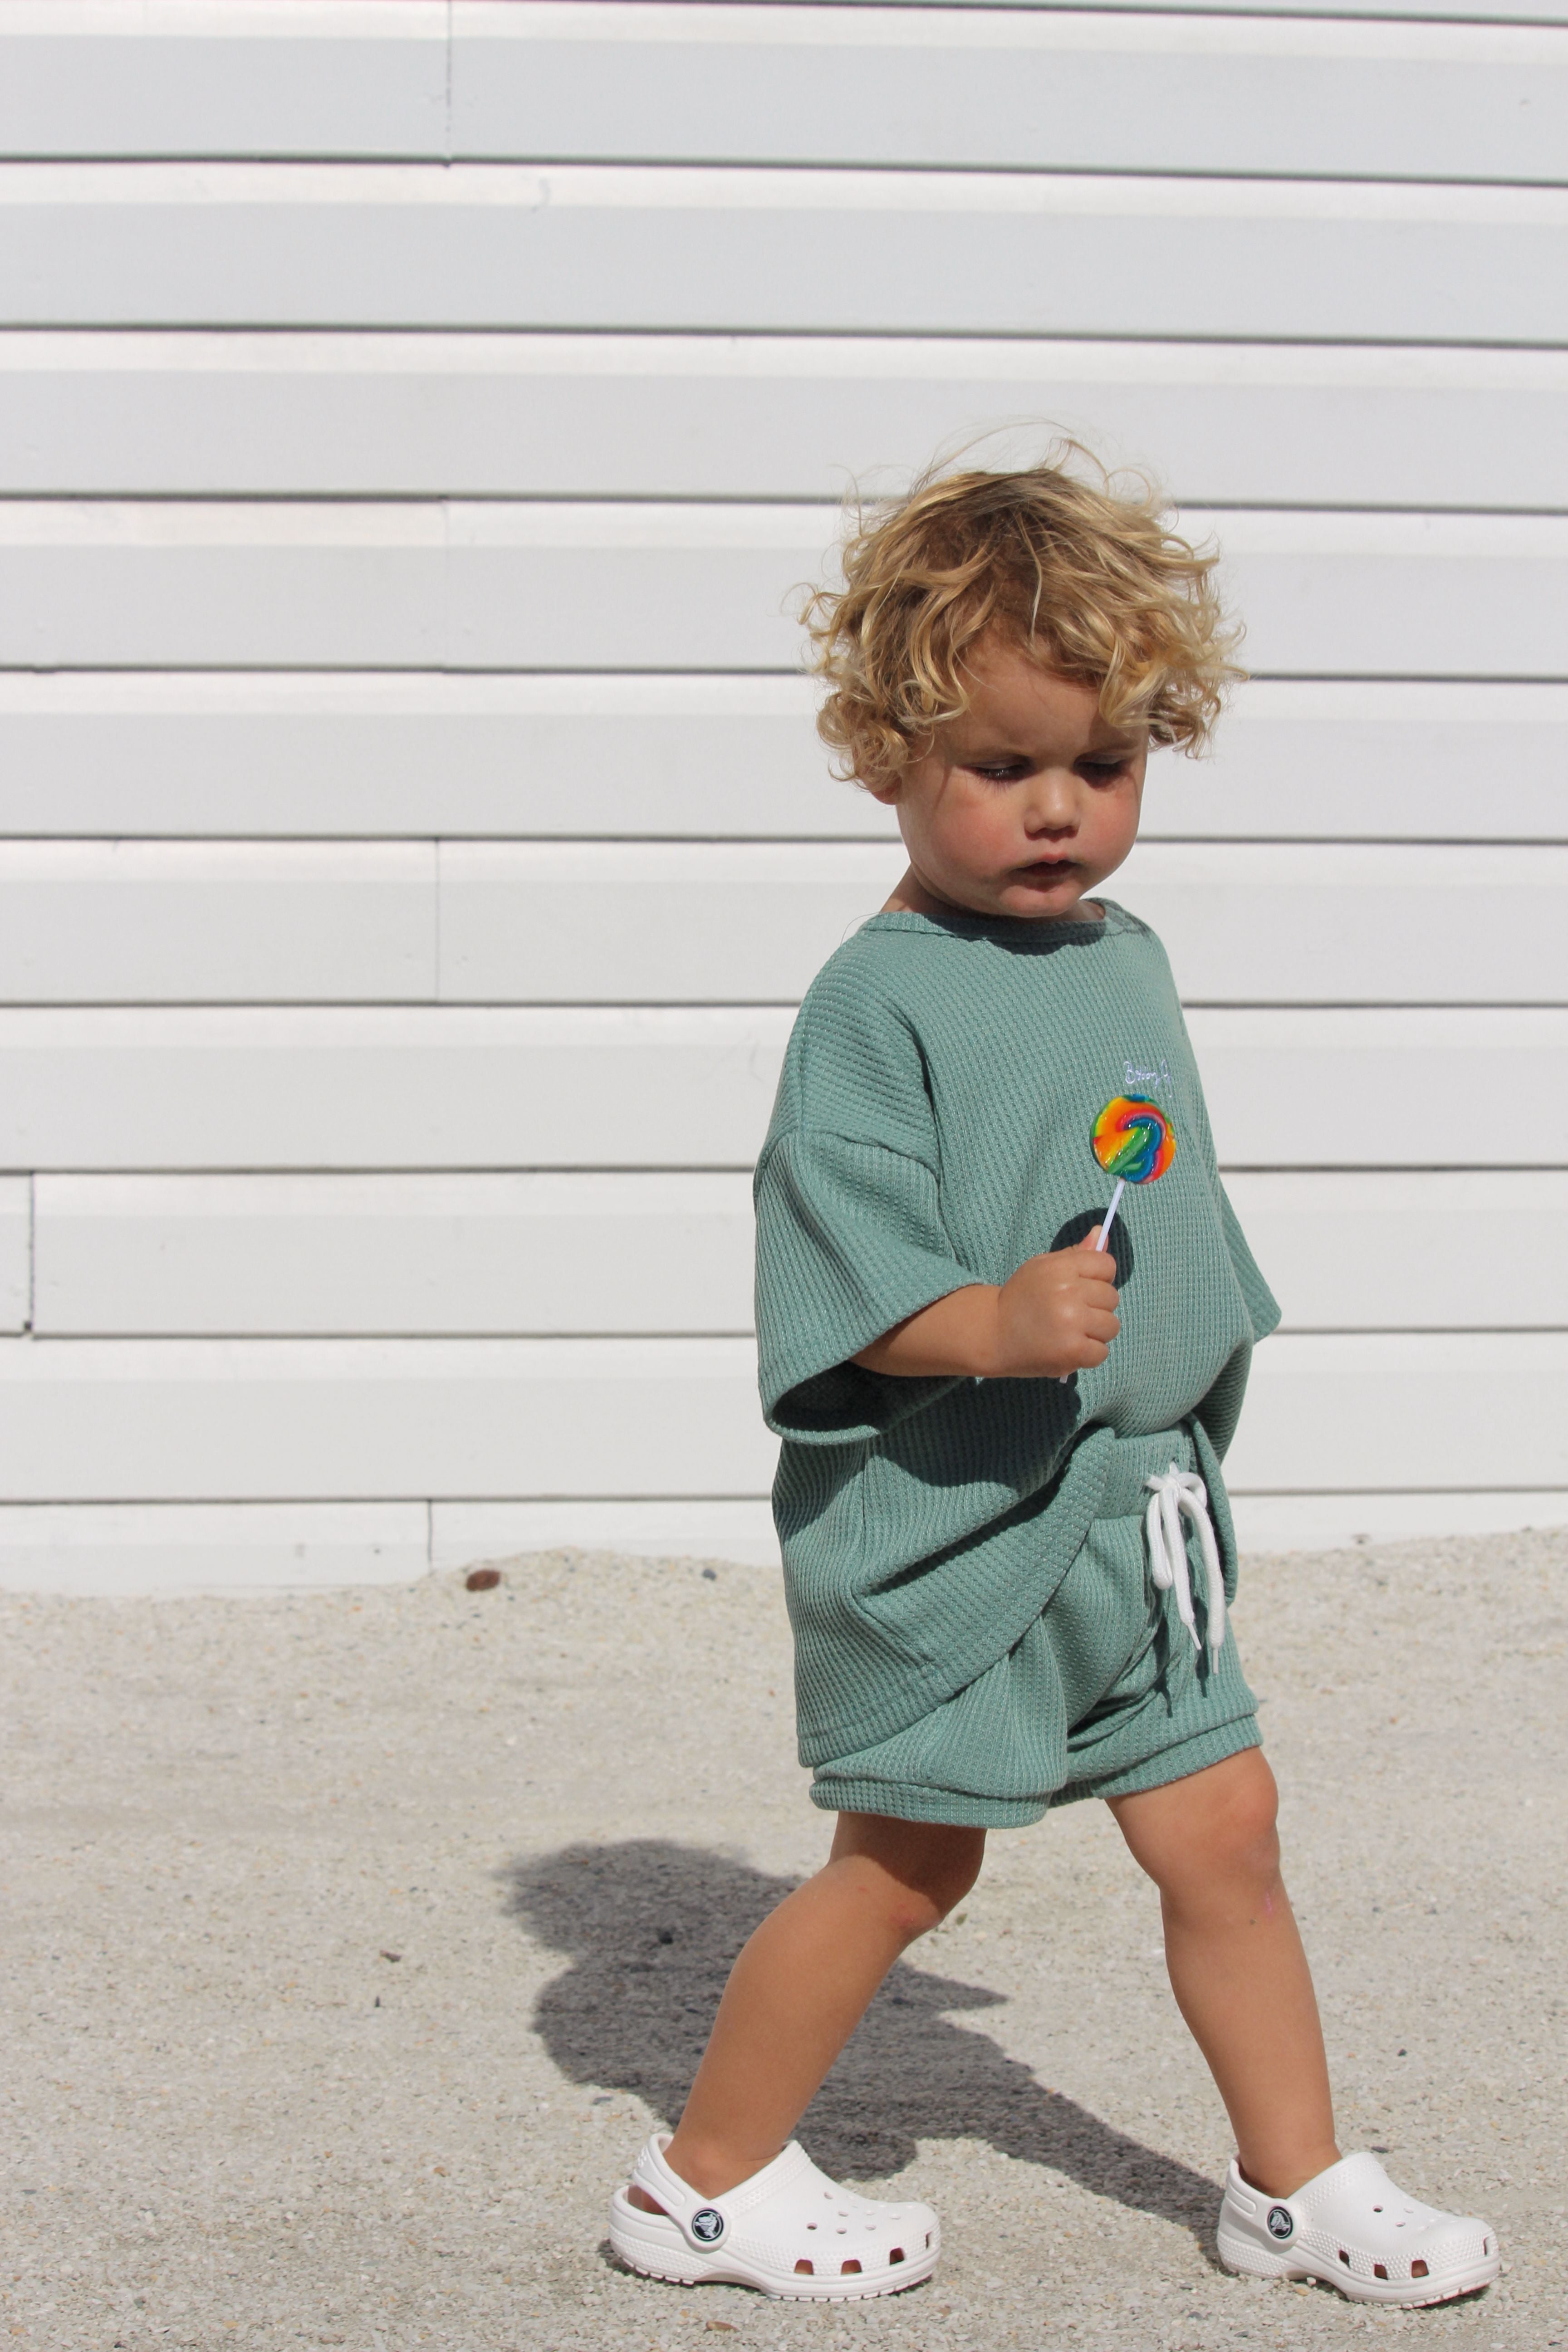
502, 1838, 1218, 2250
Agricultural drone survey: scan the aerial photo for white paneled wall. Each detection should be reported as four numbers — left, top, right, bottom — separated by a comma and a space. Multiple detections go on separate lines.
1, 0, 1563, 1592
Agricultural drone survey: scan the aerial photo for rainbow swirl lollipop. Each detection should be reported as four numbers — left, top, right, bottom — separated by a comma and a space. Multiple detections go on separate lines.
1089, 1095, 1176, 1250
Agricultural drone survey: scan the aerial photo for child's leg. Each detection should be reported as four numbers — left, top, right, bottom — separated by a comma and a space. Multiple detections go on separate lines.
1108, 1748, 1340, 2198
641, 1812, 984, 2202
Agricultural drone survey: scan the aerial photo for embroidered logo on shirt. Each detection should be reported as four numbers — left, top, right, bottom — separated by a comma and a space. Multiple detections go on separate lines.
1124, 1058, 1172, 1096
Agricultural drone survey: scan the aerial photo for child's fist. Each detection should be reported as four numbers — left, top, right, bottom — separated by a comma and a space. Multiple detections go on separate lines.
992, 1233, 1120, 1378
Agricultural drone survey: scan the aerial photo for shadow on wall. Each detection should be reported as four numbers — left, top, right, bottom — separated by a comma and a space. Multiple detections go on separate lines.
501, 1837, 1218, 2253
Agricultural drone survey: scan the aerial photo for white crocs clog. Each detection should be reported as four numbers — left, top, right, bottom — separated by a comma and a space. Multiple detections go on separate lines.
1217, 2150, 1499, 2306
608, 2131, 940, 2301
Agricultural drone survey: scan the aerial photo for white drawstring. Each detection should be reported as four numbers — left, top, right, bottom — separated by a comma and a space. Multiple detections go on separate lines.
1143, 1464, 1225, 1663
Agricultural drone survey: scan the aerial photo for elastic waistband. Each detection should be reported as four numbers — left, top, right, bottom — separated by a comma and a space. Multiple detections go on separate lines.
1094, 1425, 1200, 1519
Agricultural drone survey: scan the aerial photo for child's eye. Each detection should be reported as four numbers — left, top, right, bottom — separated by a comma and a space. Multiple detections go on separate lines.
973, 763, 1027, 784
1079, 759, 1130, 783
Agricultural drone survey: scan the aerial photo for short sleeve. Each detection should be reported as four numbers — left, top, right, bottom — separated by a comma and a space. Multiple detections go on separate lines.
754, 1128, 979, 1444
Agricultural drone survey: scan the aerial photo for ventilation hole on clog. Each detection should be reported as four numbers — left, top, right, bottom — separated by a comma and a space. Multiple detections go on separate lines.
794, 2259, 814, 2276
1338, 2250, 1351, 2267
889, 2248, 905, 2265
1374, 2264, 1388, 2281
806, 2222, 817, 2232
1484, 2239, 1492, 2256
1372, 2205, 1382, 2213
1411, 2260, 1428, 2279
925, 2231, 932, 2249
841, 2260, 862, 2276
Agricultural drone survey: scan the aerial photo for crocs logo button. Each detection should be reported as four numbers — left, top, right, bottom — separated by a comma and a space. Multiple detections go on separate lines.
1266, 2205, 1294, 2240
691, 2208, 725, 2244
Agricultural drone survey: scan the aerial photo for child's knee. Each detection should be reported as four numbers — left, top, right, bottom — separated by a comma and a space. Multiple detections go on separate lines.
833, 1815, 985, 1940
1208, 1767, 1282, 1884
1116, 1752, 1283, 1898
1183, 1764, 1285, 1910
908, 1825, 985, 1924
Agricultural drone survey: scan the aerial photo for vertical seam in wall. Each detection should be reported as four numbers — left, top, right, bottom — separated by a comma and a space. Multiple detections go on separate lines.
25, 1171, 34, 1336
425, 1498, 435, 1576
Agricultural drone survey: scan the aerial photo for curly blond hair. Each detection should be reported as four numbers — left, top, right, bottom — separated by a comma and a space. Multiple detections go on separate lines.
803, 446, 1244, 788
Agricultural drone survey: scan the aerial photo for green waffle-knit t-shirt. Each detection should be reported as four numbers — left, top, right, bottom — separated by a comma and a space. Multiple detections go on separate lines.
753, 901, 1280, 1764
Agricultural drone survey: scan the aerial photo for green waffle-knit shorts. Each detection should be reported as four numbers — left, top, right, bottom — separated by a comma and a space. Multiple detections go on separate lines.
809, 1486, 1261, 1828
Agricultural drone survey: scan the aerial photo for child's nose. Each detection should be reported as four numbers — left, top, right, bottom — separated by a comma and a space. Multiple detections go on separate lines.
1024, 792, 1077, 834
1021, 769, 1080, 829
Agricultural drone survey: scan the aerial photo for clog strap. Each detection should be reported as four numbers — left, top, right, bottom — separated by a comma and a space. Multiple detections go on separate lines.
630, 2132, 812, 2255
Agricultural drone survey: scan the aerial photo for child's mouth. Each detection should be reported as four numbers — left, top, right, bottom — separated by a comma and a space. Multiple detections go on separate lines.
1016, 859, 1077, 884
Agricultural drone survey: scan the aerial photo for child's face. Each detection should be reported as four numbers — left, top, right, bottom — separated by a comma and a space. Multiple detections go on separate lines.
870, 640, 1147, 924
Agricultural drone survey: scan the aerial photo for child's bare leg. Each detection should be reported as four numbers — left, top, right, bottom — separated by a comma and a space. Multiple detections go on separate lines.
1109, 1749, 1339, 2198
636, 1813, 984, 2203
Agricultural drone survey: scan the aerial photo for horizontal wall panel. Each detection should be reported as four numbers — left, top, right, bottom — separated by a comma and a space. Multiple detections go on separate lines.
10, 8, 1568, 179
4, 504, 1565, 680
0, 1335, 779, 1501
1230, 1333, 1568, 1490
0, 843, 435, 1003
1225, 1171, 1568, 1331
0, 7, 448, 161
0, 673, 881, 840
2, 166, 1564, 344
1153, 683, 1568, 846
0, 674, 1562, 844
34, 1172, 757, 1336
6, 0, 1565, 104
431, 1497, 784, 1575
0, 1008, 794, 1171
1196, 1010, 1568, 1170
1113, 843, 1568, 1006
451, 7, 1568, 184
0, 1007, 1565, 1173
0, 1176, 28, 1333
7, 333, 1568, 512
33, 1170, 1568, 1339
0, 1330, 1561, 1501
439, 844, 902, 1005
819, 0, 1568, 21
0, 500, 817, 673
436, 841, 1568, 1006
0, 1498, 431, 1597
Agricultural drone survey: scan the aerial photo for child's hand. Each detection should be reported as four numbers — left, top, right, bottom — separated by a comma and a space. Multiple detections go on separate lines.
992, 1231, 1120, 1378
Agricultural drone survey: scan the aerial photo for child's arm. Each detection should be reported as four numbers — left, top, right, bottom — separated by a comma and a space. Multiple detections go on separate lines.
853, 1230, 1119, 1381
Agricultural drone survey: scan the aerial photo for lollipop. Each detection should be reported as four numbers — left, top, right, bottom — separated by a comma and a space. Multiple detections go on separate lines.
1089, 1095, 1176, 1252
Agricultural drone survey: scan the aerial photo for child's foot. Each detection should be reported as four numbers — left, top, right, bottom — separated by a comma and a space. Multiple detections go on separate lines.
1217, 2151, 1499, 2306
608, 2132, 940, 2301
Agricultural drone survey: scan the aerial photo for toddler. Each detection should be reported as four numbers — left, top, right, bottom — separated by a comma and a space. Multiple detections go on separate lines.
609, 457, 1499, 2309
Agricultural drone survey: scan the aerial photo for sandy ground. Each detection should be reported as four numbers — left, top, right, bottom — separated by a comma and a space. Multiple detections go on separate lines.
3, 1531, 1565, 2352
